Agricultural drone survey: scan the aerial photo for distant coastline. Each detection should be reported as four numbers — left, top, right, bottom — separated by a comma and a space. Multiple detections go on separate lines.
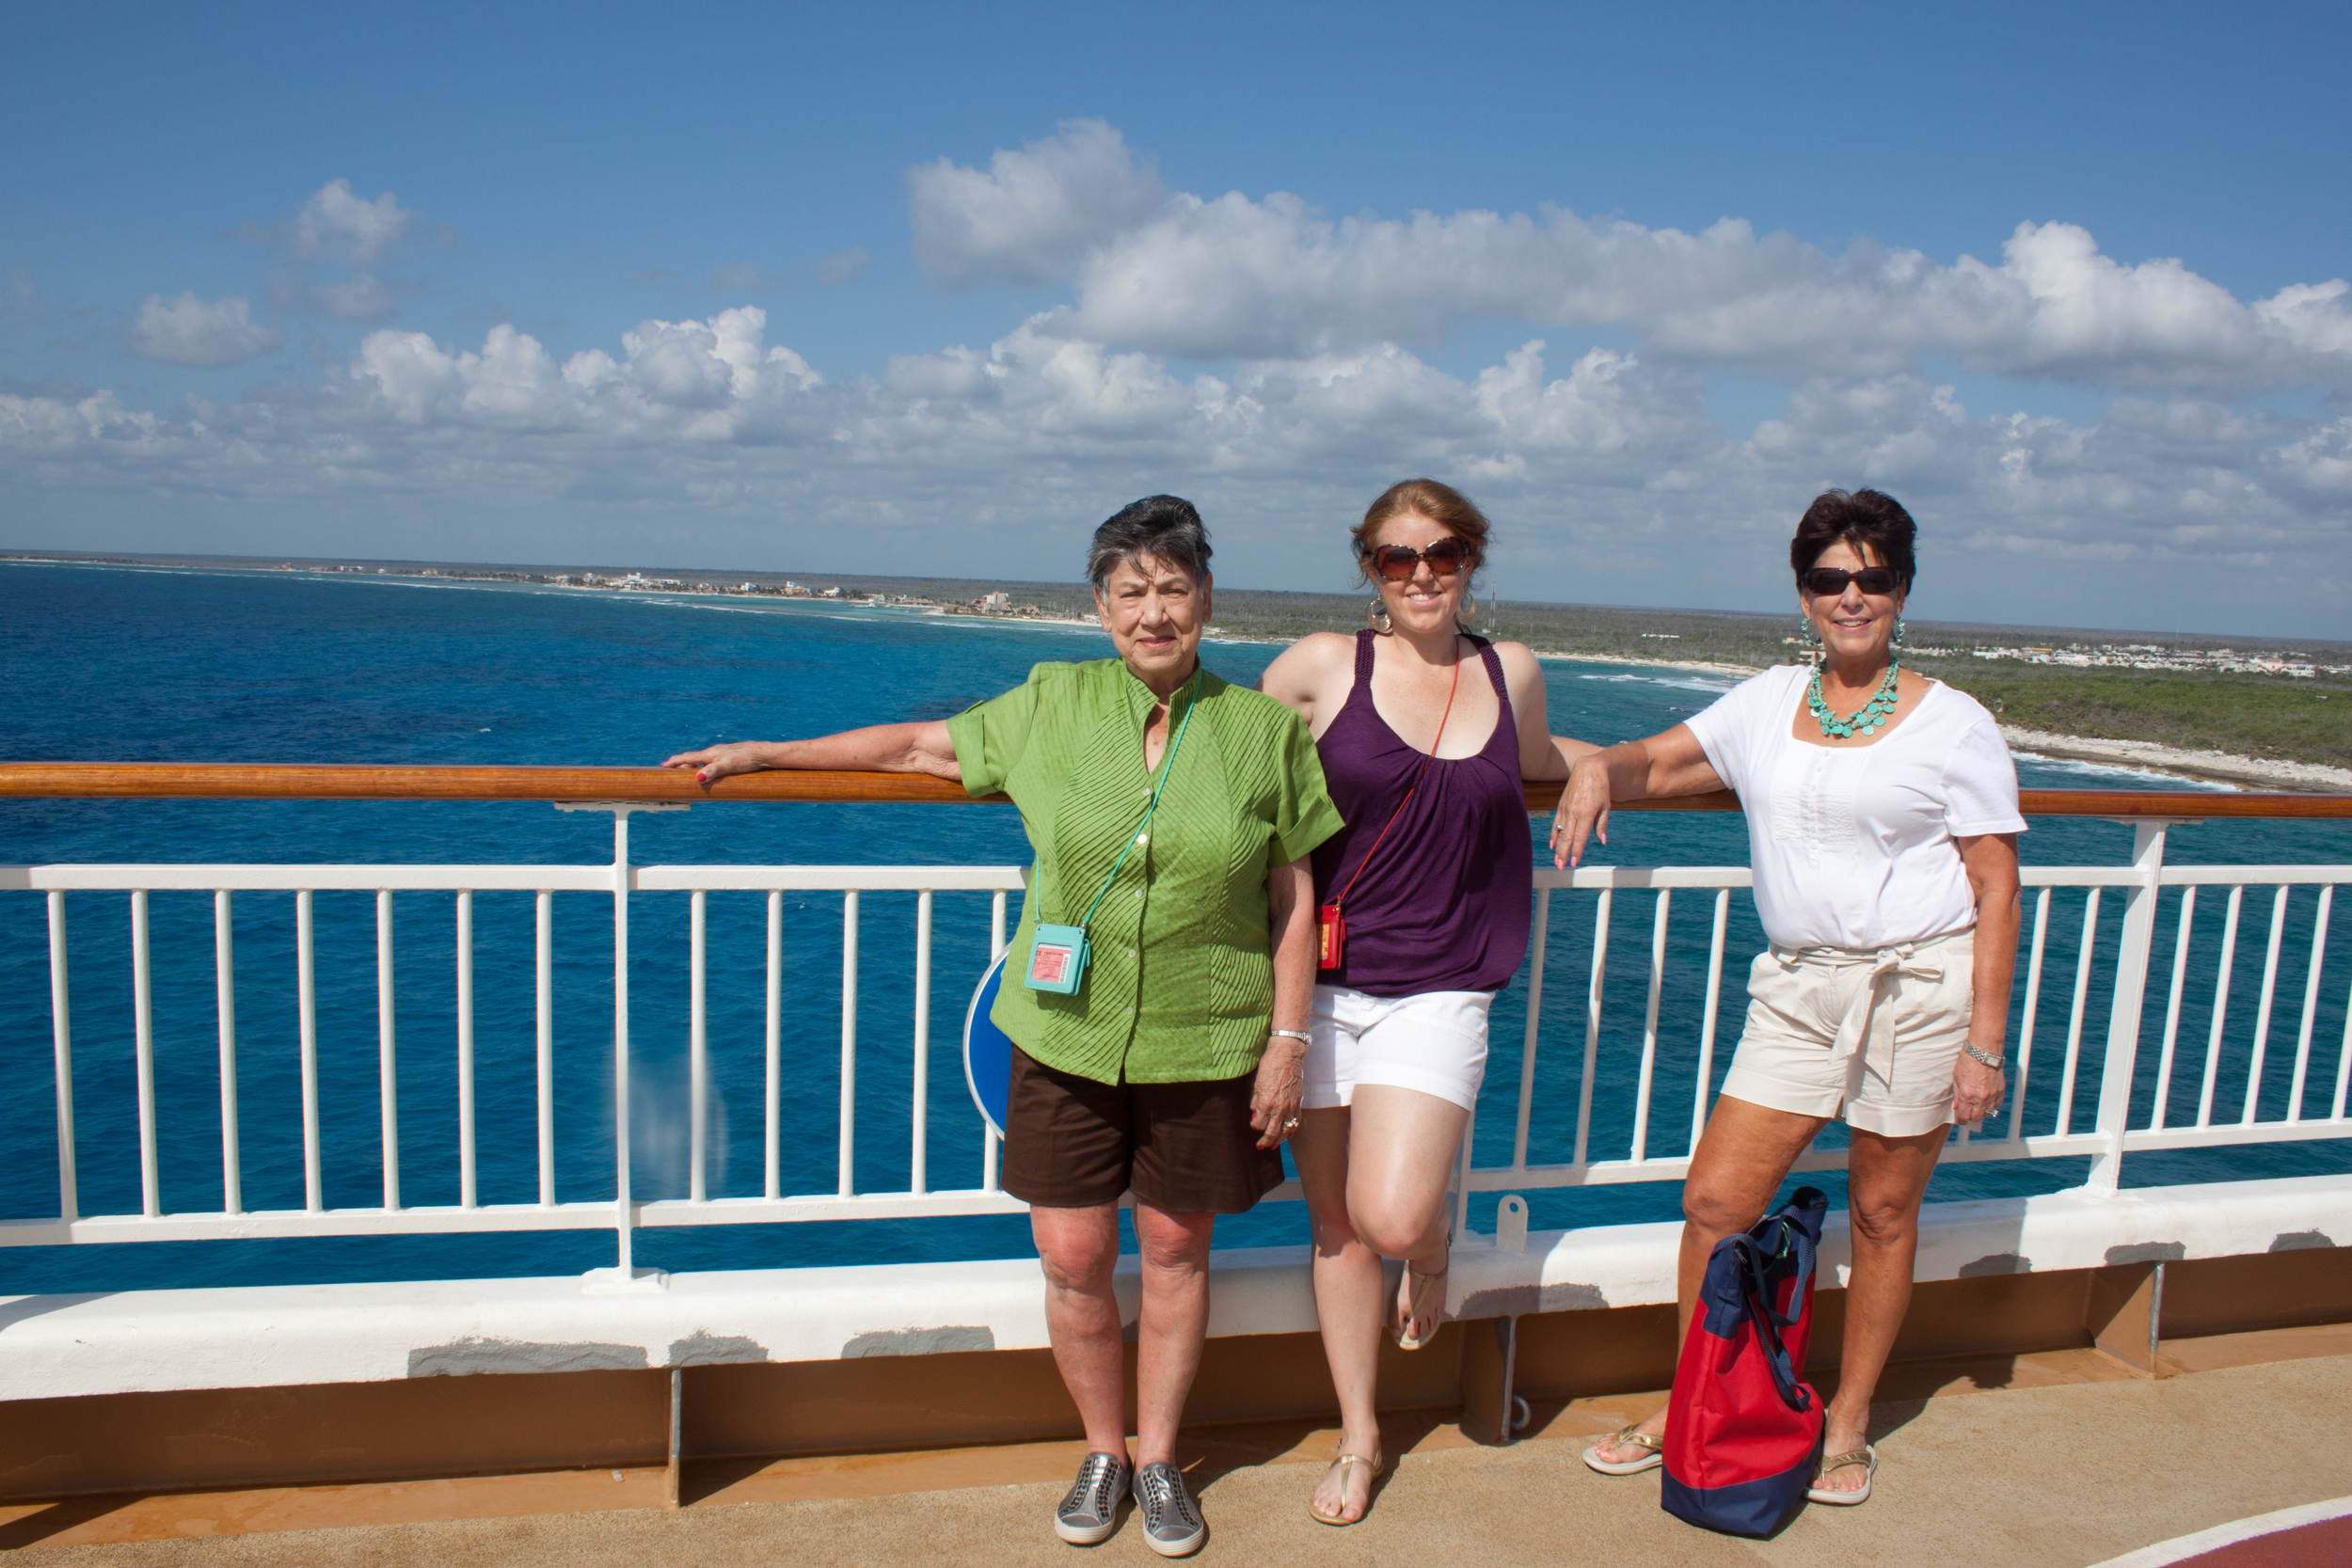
8, 548, 2347, 792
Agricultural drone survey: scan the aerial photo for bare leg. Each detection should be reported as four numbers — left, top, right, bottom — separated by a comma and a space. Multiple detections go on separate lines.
1816, 1124, 1947, 1491
1348, 1085, 1471, 1342
1131, 1201, 1217, 1468
1588, 1095, 1826, 1465
1032, 1203, 1130, 1458
1293, 1106, 1383, 1522
1290, 1087, 1466, 1520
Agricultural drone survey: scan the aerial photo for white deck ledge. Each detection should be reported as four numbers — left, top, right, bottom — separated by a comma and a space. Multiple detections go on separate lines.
2, 1174, 2344, 1402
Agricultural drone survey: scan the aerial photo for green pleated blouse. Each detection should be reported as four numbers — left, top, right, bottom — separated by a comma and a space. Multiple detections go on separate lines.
947, 658, 1344, 1085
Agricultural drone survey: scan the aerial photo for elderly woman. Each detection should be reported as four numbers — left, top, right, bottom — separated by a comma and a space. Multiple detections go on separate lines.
663, 495, 1340, 1558
1559, 488, 2022, 1508
1259, 479, 1596, 1526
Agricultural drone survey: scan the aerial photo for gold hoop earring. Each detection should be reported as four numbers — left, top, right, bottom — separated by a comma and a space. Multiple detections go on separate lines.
1366, 596, 1391, 633
1457, 589, 1478, 631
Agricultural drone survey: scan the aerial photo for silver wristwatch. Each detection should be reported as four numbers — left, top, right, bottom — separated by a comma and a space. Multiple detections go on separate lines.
1267, 1028, 1311, 1045
1963, 1044, 2005, 1070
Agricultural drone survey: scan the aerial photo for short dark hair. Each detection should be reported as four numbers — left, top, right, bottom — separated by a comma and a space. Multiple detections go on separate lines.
1790, 489, 1917, 590
1089, 495, 1212, 592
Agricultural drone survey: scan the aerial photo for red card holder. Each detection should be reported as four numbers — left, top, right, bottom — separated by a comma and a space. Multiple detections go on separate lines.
1317, 903, 1345, 971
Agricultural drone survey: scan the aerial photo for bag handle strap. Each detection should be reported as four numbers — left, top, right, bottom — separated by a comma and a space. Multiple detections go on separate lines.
1070, 669, 1201, 929
1723, 1228, 1815, 1413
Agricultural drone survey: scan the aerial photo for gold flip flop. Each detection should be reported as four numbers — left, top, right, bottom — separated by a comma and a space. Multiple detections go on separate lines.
1805, 1444, 1877, 1505
1581, 1425, 1664, 1476
1308, 1449, 1384, 1526
1395, 1236, 1451, 1351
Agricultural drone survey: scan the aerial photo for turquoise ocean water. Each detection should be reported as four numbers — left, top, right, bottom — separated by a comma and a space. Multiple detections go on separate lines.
3, 561, 2347, 1294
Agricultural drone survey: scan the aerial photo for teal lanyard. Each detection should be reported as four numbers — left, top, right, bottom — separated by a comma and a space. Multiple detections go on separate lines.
1068, 670, 1200, 928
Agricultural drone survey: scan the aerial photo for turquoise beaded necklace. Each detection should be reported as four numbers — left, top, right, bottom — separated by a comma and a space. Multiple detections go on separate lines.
1806, 648, 1901, 738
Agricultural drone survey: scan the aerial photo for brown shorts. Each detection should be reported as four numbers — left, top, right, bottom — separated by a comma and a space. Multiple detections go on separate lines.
1001, 1047, 1285, 1214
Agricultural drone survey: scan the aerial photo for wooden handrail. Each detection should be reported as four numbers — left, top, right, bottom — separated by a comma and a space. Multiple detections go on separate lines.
2, 763, 2349, 819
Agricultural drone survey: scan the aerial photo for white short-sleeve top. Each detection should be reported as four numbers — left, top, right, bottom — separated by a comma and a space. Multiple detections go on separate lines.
1682, 664, 2026, 951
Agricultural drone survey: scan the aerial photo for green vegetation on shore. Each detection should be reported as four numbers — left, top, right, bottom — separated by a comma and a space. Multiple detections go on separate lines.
1903, 659, 2352, 768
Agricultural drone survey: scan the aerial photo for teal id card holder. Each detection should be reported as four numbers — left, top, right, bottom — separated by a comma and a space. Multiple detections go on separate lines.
1024, 922, 1090, 994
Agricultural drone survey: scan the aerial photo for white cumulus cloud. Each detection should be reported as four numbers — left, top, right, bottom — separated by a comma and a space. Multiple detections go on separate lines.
907, 126, 2352, 397
128, 292, 284, 366
290, 178, 419, 265
908, 119, 1166, 290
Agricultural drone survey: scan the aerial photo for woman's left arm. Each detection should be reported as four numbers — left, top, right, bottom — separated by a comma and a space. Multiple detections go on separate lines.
1950, 832, 2022, 1127
1497, 642, 1600, 780
1250, 853, 1315, 1149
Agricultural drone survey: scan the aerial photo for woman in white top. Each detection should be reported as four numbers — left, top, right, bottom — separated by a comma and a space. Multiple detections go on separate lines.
1555, 488, 2023, 1507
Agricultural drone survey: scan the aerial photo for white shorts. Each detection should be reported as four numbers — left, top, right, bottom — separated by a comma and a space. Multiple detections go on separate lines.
1719, 927, 1975, 1137
1304, 985, 1493, 1112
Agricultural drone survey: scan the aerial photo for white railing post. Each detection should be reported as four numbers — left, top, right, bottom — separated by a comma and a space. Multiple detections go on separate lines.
457, 889, 477, 1209
2288, 886, 2332, 1121
1629, 891, 1670, 1164
132, 889, 160, 1217
765, 889, 782, 1201
1572, 887, 1612, 1168
554, 800, 685, 1288
2083, 822, 2169, 1195
840, 890, 860, 1199
535, 890, 554, 1207
1510, 888, 1550, 1172
376, 888, 397, 1211
1690, 888, 1731, 1150
217, 889, 242, 1215
912, 888, 933, 1195
298, 889, 321, 1212
613, 811, 635, 1273
690, 889, 707, 1204
983, 890, 1007, 1190
46, 890, 77, 1224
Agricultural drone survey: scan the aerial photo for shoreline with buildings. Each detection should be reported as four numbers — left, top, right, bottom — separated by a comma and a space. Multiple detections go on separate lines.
8, 548, 2347, 790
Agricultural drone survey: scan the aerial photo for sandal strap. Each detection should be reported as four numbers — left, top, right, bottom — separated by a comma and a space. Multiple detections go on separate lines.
1609, 1427, 1663, 1454
1817, 1449, 1873, 1476
1328, 1451, 1381, 1473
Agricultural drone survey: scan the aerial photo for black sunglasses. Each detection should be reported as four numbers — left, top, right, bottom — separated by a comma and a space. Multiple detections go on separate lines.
1801, 566, 1900, 597
1367, 537, 1470, 581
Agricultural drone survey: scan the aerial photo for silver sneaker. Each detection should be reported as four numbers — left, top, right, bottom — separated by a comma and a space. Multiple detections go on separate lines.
1134, 1461, 1206, 1558
1054, 1450, 1129, 1545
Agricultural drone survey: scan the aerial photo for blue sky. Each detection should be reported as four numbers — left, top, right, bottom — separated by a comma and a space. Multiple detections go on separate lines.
5, 1, 2350, 636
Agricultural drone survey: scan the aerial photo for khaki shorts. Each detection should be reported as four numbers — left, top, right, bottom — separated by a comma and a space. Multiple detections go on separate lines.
1719, 927, 1975, 1137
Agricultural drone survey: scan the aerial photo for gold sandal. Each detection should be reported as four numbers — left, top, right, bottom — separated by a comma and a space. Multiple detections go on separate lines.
1309, 1449, 1384, 1526
1805, 1444, 1876, 1505
1395, 1251, 1449, 1351
1581, 1424, 1664, 1475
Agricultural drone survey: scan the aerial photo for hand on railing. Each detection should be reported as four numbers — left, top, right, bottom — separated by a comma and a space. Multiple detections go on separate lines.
1550, 752, 1615, 868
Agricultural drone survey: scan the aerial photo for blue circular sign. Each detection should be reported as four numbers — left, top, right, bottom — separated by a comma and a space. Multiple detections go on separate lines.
961, 947, 1012, 1140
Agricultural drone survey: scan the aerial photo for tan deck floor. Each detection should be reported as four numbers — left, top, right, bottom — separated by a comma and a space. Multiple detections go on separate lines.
9, 1325, 2352, 1566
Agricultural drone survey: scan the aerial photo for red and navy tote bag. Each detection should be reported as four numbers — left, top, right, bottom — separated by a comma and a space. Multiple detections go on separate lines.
1660, 1186, 1829, 1537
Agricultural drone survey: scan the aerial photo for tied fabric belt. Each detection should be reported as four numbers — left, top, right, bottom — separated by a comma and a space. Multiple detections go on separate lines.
1767, 927, 1971, 1088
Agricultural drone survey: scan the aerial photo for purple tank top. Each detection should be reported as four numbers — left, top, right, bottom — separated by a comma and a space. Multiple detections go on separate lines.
1311, 630, 1534, 996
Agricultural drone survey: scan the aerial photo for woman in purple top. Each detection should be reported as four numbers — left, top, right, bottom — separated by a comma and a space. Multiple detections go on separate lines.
1260, 479, 1597, 1525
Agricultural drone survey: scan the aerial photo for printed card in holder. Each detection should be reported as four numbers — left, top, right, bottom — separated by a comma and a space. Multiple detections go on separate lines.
1317, 903, 1345, 970
1025, 922, 1091, 994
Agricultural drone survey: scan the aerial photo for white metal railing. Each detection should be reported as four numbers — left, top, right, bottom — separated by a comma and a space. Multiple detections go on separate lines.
6, 811, 2349, 1268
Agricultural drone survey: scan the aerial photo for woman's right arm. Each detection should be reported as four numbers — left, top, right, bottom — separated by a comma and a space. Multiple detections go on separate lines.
1549, 724, 1724, 868
1255, 632, 1355, 737
662, 721, 961, 784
